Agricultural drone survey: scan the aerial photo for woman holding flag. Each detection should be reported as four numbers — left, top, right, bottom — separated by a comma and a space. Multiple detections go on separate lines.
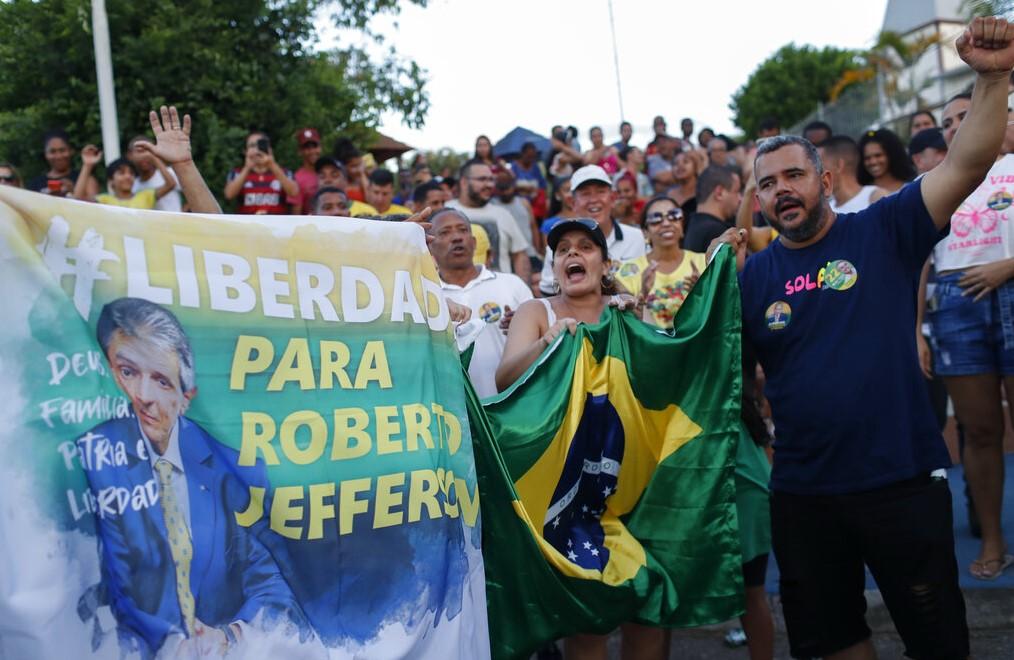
496, 217, 669, 660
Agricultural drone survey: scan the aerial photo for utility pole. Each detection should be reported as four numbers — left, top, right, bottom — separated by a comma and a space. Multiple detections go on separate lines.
607, 0, 625, 122
91, 0, 120, 162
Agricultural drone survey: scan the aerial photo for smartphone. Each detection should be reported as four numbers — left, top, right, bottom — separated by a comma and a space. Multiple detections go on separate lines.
256, 137, 271, 154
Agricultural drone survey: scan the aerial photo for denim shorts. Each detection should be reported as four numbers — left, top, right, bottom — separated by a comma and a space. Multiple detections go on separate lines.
927, 271, 1014, 376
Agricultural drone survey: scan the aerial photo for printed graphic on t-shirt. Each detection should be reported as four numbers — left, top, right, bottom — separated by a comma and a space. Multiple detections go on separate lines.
987, 189, 1012, 211
948, 178, 1011, 251
823, 259, 858, 291
479, 302, 503, 323
243, 178, 282, 209
784, 259, 859, 295
935, 160, 1014, 271
618, 262, 640, 277
645, 282, 690, 326
765, 301, 791, 331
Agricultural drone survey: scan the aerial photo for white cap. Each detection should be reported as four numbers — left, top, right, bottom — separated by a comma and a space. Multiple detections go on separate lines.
570, 165, 612, 192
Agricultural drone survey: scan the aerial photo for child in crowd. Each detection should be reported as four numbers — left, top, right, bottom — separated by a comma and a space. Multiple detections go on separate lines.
73, 144, 176, 209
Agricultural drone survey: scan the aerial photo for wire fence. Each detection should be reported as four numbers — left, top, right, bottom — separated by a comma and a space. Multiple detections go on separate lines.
787, 34, 977, 141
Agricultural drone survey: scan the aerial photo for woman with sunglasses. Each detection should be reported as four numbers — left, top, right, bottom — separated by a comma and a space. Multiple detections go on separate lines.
615, 196, 706, 327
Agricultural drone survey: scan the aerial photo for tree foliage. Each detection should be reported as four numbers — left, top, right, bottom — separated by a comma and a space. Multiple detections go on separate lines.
0, 0, 428, 191
962, 0, 1014, 18
730, 44, 860, 139
421, 148, 470, 179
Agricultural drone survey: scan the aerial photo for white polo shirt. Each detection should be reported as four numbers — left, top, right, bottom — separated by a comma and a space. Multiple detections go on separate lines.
539, 220, 647, 294
442, 266, 533, 398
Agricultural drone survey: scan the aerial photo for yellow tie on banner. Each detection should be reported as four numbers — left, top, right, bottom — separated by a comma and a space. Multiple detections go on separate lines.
154, 460, 196, 635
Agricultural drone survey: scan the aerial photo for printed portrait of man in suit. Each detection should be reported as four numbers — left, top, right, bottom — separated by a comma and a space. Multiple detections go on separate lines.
77, 297, 304, 656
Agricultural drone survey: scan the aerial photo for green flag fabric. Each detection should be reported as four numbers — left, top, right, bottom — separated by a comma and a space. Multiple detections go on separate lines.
468, 247, 745, 659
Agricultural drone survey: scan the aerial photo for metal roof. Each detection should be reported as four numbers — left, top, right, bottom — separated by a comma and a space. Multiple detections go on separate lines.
882, 0, 965, 35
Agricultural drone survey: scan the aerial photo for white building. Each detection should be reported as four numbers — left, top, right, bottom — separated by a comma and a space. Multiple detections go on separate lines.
878, 0, 975, 124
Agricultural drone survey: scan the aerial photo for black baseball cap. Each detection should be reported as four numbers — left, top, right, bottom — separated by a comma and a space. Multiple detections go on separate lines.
908, 128, 947, 156
314, 156, 345, 174
547, 218, 608, 254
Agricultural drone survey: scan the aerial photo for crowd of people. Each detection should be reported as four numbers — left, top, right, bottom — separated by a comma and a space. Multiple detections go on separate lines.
2, 15, 1014, 660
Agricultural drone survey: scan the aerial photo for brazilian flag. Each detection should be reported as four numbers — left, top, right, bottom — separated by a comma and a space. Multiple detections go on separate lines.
467, 247, 744, 659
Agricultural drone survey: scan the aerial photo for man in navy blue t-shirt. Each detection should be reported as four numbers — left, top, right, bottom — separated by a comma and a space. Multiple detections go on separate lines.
712, 17, 1014, 660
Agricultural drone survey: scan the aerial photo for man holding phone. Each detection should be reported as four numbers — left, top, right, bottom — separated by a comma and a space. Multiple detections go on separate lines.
223, 131, 299, 214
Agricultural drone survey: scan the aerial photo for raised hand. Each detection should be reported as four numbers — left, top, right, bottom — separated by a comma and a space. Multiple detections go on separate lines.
405, 206, 435, 245
80, 145, 103, 168
640, 260, 659, 298
956, 16, 1014, 76
684, 260, 701, 291
134, 105, 193, 165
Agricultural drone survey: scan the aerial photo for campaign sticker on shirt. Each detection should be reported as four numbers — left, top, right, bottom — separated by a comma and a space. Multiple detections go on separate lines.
270, 179, 282, 191
765, 301, 791, 331
823, 260, 858, 291
987, 189, 1012, 211
618, 262, 640, 277
479, 302, 502, 323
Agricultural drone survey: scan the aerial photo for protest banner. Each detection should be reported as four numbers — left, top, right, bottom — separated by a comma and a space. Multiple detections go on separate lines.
0, 187, 489, 658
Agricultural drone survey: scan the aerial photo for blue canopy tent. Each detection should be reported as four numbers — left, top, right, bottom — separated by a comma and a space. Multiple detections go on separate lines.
493, 126, 551, 160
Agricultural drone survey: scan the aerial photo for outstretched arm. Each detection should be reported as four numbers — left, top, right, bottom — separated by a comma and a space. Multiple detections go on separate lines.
923, 17, 1014, 229
73, 145, 102, 202
132, 106, 222, 213
152, 158, 177, 200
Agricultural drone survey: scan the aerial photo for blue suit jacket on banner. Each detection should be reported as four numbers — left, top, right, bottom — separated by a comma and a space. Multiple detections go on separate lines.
78, 414, 303, 654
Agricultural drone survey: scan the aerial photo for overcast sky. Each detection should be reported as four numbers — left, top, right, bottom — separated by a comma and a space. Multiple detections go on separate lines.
322, 0, 891, 153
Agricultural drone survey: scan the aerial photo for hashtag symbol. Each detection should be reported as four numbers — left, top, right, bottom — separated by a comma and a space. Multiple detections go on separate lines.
36, 216, 120, 319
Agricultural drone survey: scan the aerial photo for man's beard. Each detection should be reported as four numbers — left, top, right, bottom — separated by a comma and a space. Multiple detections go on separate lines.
466, 186, 487, 206
767, 193, 826, 242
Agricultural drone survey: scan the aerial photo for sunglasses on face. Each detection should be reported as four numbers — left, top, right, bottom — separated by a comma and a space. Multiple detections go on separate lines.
645, 209, 683, 225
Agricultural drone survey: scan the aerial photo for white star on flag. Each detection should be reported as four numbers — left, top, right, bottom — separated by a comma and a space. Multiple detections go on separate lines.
583, 541, 592, 550
590, 548, 599, 557
602, 486, 612, 497
567, 551, 578, 561
553, 517, 560, 528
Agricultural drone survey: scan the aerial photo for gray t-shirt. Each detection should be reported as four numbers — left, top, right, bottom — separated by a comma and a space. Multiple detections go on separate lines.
491, 196, 536, 257
447, 199, 530, 272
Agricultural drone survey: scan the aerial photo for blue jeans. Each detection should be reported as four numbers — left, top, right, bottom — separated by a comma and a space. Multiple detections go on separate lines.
928, 271, 1014, 376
